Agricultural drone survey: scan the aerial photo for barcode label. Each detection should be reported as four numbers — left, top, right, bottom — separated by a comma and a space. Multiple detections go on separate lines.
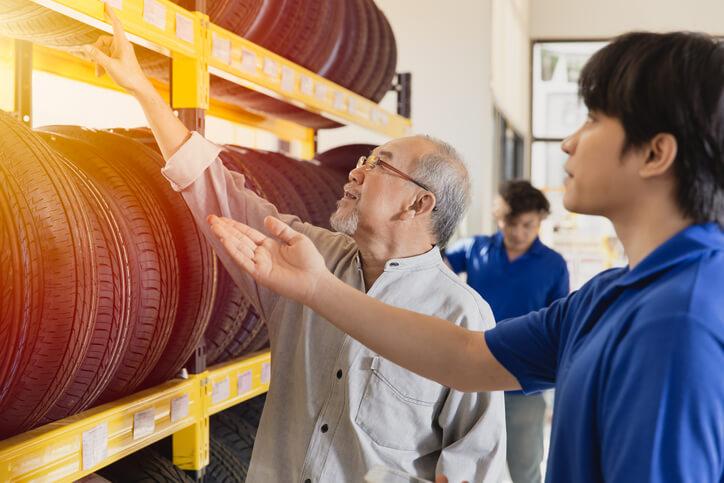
212, 378, 230, 403
263, 59, 279, 79
237, 370, 253, 395
241, 50, 257, 73
175, 13, 194, 43
143, 0, 166, 30
133, 408, 156, 440
261, 362, 271, 384
104, 0, 122, 9
300, 75, 314, 96
171, 394, 190, 423
281, 67, 295, 92
212, 33, 231, 64
81, 423, 108, 470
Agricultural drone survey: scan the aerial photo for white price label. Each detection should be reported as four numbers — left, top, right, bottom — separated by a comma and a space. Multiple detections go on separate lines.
241, 50, 257, 73
104, 0, 122, 9
237, 370, 253, 395
171, 394, 190, 423
281, 67, 295, 92
212, 33, 231, 64
333, 92, 346, 111
300, 75, 314, 96
133, 408, 156, 440
347, 98, 357, 115
263, 59, 279, 79
315, 83, 328, 101
175, 13, 194, 43
212, 378, 230, 404
81, 423, 108, 470
143, 0, 166, 30
261, 362, 271, 384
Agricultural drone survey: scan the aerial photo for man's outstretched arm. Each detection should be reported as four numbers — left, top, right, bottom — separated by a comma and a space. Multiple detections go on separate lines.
208, 215, 521, 392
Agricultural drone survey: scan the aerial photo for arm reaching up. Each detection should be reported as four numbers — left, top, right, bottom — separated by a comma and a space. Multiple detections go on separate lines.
208, 215, 520, 393
82, 5, 189, 160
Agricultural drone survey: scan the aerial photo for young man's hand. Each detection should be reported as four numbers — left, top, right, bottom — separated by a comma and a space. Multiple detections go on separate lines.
208, 215, 332, 306
82, 5, 152, 95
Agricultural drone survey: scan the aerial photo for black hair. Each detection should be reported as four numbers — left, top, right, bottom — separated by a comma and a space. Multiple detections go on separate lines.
579, 31, 724, 225
499, 180, 550, 219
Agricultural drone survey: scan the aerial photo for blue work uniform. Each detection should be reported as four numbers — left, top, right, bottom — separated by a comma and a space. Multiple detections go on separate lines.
485, 223, 724, 482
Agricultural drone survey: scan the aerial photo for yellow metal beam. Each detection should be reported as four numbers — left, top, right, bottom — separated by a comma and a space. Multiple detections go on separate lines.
0, 351, 271, 481
24, 0, 411, 138
0, 37, 15, 112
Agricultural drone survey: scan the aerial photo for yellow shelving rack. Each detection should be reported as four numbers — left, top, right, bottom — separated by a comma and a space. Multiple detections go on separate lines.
0, 0, 411, 480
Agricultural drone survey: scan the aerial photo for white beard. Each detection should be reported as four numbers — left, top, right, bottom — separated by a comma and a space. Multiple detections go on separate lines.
330, 202, 359, 235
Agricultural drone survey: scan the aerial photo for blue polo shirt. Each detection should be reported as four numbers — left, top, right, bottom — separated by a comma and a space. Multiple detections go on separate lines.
485, 223, 724, 482
445, 232, 569, 322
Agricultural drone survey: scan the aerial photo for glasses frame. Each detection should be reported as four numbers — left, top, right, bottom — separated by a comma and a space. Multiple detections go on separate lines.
356, 155, 434, 193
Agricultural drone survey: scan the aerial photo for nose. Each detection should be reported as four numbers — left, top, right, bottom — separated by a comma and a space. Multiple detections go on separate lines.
349, 165, 365, 184
561, 130, 578, 155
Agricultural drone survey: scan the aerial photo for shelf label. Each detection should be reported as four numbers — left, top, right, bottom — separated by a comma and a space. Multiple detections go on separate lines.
281, 66, 295, 92
241, 49, 257, 74
81, 423, 108, 470
261, 362, 271, 384
347, 98, 358, 115
315, 84, 328, 102
333, 92, 346, 111
103, 0, 123, 9
212, 33, 231, 64
143, 0, 166, 30
300, 75, 314, 96
171, 394, 190, 423
175, 13, 194, 43
237, 370, 253, 395
263, 59, 280, 80
212, 377, 230, 404
133, 408, 156, 440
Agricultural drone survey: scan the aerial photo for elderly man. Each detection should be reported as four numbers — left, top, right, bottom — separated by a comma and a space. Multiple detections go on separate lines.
85, 8, 505, 482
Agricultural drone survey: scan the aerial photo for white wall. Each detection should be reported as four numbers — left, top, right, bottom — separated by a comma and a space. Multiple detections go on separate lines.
531, 0, 724, 40
318, 0, 495, 237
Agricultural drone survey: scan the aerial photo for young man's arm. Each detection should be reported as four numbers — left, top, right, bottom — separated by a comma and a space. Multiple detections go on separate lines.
443, 237, 473, 274
208, 216, 573, 393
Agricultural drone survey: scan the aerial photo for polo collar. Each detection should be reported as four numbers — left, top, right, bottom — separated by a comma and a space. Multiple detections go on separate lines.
384, 246, 443, 271
493, 231, 546, 257
616, 223, 724, 287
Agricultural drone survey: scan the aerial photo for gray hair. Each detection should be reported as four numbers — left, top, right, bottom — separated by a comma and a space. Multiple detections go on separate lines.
411, 135, 471, 246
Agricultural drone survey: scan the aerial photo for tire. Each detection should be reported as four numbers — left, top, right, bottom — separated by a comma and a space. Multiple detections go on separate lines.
364, 4, 392, 101
370, 10, 398, 102
40, 151, 133, 424
320, 0, 369, 88
37, 128, 178, 403
315, 143, 376, 173
217, 308, 265, 362
97, 446, 193, 483
204, 268, 253, 366
349, 0, 381, 97
69, 129, 217, 389
212, 394, 266, 466
0, 112, 97, 438
206, 435, 250, 482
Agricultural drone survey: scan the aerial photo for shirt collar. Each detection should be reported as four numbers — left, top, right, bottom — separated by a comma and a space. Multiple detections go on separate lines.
617, 222, 724, 287
493, 231, 546, 257
384, 246, 443, 271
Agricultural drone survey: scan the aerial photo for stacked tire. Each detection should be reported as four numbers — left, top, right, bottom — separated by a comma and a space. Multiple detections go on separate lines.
0, 112, 356, 438
0, 0, 398, 129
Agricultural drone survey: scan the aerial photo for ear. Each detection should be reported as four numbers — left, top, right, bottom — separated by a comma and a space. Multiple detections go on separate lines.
639, 133, 677, 179
400, 192, 436, 220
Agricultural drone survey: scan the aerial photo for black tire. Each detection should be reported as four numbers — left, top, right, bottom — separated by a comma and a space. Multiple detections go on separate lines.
319, 0, 369, 87
217, 308, 265, 363
204, 268, 253, 365
212, 394, 267, 467
206, 435, 249, 482
349, 0, 381, 97
227, 393, 266, 428
370, 10, 398, 103
37, 128, 178, 403
97, 446, 193, 483
41, 150, 133, 424
0, 112, 97, 438
364, 4, 392, 101
315, 143, 376, 173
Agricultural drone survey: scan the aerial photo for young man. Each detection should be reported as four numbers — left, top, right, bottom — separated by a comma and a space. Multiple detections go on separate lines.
209, 31, 724, 482
85, 8, 506, 482
446, 180, 569, 483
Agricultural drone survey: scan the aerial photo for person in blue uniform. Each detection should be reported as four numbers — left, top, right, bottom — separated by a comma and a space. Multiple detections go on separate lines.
202, 31, 724, 482
446, 180, 569, 483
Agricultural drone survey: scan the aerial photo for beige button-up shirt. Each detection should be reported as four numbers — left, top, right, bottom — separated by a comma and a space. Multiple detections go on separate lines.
162, 133, 506, 483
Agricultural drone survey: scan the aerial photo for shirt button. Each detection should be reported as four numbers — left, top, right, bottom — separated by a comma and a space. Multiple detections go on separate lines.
305, 479, 311, 483
336, 369, 343, 379
321, 424, 329, 433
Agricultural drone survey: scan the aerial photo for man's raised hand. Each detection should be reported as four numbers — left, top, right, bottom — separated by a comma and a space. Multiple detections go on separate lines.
208, 215, 331, 306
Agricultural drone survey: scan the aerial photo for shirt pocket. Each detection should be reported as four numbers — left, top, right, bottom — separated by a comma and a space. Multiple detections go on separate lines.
355, 356, 445, 453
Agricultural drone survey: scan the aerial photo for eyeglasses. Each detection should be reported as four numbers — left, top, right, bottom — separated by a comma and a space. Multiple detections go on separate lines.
356, 154, 434, 193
